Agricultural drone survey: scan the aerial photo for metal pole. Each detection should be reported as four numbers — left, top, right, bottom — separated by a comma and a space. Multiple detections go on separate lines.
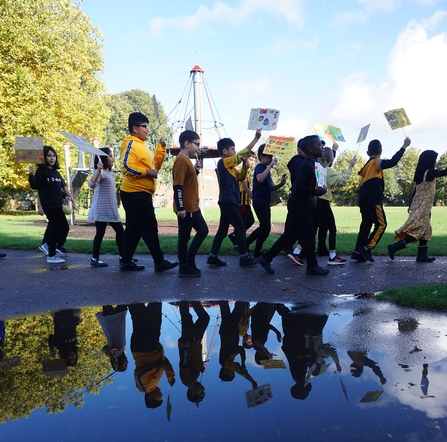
63, 142, 75, 225
191, 65, 205, 215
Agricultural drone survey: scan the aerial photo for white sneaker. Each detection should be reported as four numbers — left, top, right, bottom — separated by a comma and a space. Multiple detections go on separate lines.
47, 255, 65, 264
39, 243, 49, 256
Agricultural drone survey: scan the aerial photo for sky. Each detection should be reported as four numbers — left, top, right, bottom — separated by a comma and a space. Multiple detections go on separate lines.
79, 0, 447, 158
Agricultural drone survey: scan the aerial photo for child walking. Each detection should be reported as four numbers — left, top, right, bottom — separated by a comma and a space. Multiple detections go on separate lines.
388, 150, 447, 262
87, 147, 123, 267
207, 129, 261, 267
257, 135, 329, 276
314, 147, 356, 265
29, 146, 77, 264
172, 130, 209, 277
351, 137, 411, 263
246, 144, 287, 257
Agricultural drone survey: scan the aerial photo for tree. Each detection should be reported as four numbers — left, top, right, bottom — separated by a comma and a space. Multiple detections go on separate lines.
0, 0, 109, 192
333, 149, 364, 205
393, 147, 420, 205
435, 152, 447, 205
104, 90, 170, 147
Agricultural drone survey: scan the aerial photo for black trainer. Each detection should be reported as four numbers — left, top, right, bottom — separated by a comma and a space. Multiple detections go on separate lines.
178, 264, 201, 277
306, 265, 329, 276
351, 252, 367, 262
360, 247, 374, 262
90, 258, 108, 268
154, 259, 179, 273
257, 255, 274, 274
239, 256, 257, 267
207, 256, 227, 267
120, 261, 145, 271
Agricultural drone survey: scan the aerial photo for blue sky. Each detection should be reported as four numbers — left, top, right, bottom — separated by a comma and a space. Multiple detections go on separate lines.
79, 0, 447, 158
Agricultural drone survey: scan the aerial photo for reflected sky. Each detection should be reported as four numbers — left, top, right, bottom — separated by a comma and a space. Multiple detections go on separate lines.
1, 302, 446, 441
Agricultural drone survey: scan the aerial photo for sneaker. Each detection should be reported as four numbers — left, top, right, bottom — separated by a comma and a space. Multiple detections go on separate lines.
154, 259, 179, 273
56, 246, 68, 256
119, 257, 138, 265
0, 253, 7, 259
257, 255, 274, 274
328, 256, 347, 266
317, 249, 330, 256
120, 261, 145, 271
178, 264, 201, 277
90, 258, 108, 267
239, 256, 257, 267
47, 255, 65, 264
287, 253, 304, 266
207, 256, 227, 267
360, 248, 374, 262
351, 252, 367, 262
39, 243, 49, 256
306, 265, 329, 276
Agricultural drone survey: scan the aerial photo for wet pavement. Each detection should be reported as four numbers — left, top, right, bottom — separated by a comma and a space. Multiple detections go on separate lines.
1, 249, 446, 319
1, 250, 447, 440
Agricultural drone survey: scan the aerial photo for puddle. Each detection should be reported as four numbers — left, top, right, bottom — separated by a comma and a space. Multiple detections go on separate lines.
1, 302, 447, 441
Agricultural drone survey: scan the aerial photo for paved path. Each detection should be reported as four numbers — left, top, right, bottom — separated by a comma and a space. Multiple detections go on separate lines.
1, 249, 444, 319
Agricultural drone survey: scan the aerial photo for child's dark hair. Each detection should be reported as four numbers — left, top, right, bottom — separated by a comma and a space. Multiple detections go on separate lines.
186, 384, 206, 403
179, 130, 200, 149
128, 112, 149, 134
219, 366, 236, 382
257, 144, 272, 161
298, 135, 320, 155
367, 139, 382, 156
112, 352, 128, 372
94, 147, 112, 170
144, 391, 163, 409
217, 138, 235, 156
42, 145, 60, 169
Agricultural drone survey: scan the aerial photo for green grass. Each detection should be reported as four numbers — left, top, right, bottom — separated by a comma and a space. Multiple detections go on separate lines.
375, 284, 447, 310
1, 206, 447, 257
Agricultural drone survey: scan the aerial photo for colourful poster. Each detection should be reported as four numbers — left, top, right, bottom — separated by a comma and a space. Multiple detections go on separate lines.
357, 124, 370, 143
260, 359, 286, 369
313, 124, 346, 142
263, 136, 295, 156
14, 137, 44, 164
384, 108, 411, 130
315, 162, 327, 188
248, 108, 280, 131
245, 384, 273, 408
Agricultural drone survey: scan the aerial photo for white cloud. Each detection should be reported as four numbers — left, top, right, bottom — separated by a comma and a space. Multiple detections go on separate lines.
149, 0, 305, 36
334, 0, 402, 26
332, 12, 447, 136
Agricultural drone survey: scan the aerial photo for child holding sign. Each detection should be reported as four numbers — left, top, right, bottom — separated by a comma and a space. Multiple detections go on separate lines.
29, 146, 77, 264
257, 136, 329, 276
246, 144, 287, 257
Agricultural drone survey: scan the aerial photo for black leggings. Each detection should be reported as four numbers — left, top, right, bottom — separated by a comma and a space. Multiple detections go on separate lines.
93, 221, 124, 259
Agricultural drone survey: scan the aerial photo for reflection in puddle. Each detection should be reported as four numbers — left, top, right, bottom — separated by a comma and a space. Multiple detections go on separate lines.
0, 302, 446, 441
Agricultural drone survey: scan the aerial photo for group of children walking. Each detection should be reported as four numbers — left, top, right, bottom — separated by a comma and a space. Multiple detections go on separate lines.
28, 111, 446, 276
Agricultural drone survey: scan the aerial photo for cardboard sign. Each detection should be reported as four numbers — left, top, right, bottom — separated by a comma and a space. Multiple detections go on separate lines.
14, 137, 44, 164
315, 162, 327, 188
384, 108, 411, 130
313, 124, 346, 142
263, 136, 295, 156
59, 132, 104, 156
0, 356, 21, 369
248, 108, 280, 131
260, 359, 286, 369
42, 358, 69, 376
246, 383, 273, 408
357, 124, 370, 143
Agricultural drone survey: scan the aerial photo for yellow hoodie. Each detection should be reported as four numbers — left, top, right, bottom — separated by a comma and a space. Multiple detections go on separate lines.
120, 136, 166, 194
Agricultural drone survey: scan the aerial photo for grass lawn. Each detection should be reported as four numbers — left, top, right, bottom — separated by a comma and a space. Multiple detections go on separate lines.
1, 205, 447, 257
376, 284, 447, 310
